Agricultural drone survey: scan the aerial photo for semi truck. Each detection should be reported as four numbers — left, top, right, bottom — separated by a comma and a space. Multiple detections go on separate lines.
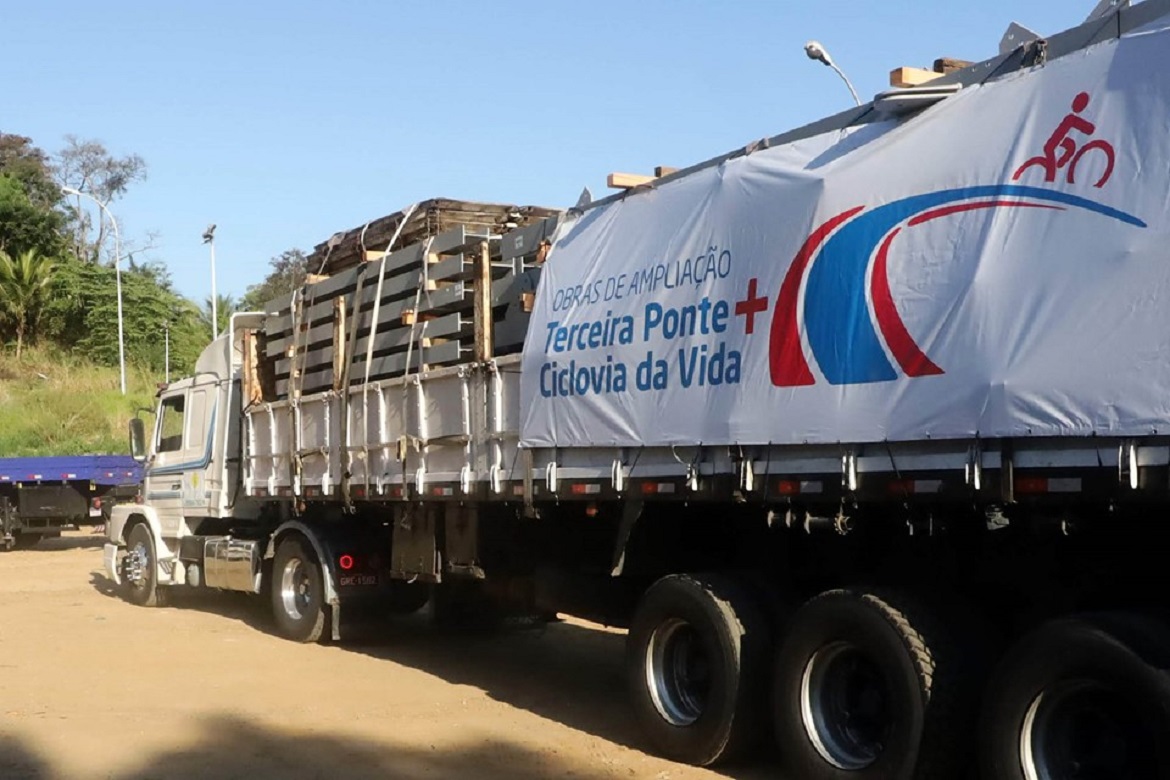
0, 455, 140, 550
104, 4, 1170, 778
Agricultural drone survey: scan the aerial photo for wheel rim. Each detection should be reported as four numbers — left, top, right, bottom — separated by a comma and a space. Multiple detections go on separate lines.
279, 557, 312, 621
1021, 679, 1157, 780
646, 618, 711, 727
800, 641, 893, 770
123, 541, 150, 590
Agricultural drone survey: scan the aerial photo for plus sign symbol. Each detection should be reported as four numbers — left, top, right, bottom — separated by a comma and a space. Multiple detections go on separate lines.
735, 278, 769, 334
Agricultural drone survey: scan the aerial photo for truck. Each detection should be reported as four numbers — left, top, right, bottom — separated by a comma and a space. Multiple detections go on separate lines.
104, 4, 1170, 778
0, 455, 140, 550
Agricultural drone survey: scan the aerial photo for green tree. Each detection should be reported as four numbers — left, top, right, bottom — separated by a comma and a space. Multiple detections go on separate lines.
42, 257, 207, 376
0, 134, 61, 209
201, 293, 238, 340
241, 248, 310, 311
0, 175, 65, 259
0, 248, 56, 358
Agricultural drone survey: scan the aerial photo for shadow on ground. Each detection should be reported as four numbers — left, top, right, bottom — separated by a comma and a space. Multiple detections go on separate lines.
15, 533, 104, 552
85, 573, 776, 778
0, 713, 665, 779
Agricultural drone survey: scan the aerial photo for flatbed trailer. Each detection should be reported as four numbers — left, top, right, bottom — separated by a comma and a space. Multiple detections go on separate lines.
0, 455, 140, 550
105, 4, 1170, 778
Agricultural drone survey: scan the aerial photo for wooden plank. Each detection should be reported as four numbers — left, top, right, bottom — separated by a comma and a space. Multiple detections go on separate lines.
890, 66, 941, 87
607, 172, 654, 189
654, 166, 679, 177
242, 329, 263, 406
305, 199, 560, 277
332, 297, 346, 391
474, 240, 493, 362
933, 57, 973, 74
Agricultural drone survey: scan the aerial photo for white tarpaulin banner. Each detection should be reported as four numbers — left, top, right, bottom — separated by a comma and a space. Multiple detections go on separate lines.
520, 21, 1170, 448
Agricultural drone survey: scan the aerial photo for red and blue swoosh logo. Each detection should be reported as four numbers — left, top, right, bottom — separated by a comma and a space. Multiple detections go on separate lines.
769, 184, 1146, 387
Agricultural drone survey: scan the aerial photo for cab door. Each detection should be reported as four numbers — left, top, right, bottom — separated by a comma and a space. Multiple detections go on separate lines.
143, 384, 215, 538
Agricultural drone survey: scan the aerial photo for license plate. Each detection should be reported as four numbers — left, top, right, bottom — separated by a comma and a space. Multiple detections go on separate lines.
338, 573, 379, 587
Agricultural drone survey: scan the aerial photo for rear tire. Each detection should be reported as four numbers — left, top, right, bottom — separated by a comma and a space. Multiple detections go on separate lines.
120, 523, 169, 607
627, 573, 771, 766
271, 536, 327, 643
771, 589, 970, 780
979, 614, 1170, 780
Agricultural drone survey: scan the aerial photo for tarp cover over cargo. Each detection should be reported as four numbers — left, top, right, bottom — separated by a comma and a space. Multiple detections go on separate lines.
520, 18, 1170, 448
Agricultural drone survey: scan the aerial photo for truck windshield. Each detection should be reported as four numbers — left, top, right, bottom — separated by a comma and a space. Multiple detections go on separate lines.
158, 395, 186, 453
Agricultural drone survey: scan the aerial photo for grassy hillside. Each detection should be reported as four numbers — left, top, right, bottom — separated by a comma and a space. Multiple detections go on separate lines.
0, 348, 159, 456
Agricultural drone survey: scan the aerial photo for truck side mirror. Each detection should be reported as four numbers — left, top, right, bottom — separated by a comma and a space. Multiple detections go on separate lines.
129, 418, 147, 463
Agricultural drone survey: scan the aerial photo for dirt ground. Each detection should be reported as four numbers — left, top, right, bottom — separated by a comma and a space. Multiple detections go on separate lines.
0, 533, 774, 780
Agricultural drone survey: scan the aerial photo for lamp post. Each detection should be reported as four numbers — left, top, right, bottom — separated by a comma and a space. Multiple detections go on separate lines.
804, 40, 862, 107
163, 320, 170, 383
61, 186, 126, 395
202, 224, 217, 340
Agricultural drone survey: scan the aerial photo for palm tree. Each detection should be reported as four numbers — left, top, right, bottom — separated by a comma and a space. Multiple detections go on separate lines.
200, 293, 238, 340
0, 249, 55, 358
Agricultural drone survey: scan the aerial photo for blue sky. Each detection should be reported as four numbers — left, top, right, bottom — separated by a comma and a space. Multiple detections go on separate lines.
2, 0, 1091, 304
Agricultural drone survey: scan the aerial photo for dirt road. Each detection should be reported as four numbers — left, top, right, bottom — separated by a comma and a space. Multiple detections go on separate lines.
0, 534, 772, 779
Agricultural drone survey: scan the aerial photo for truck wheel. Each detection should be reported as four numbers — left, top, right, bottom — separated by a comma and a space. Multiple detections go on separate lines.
979, 615, 1170, 780
772, 589, 967, 780
271, 536, 327, 643
627, 573, 770, 766
120, 523, 169, 607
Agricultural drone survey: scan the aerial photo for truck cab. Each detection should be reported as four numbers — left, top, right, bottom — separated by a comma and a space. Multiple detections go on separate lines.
103, 314, 262, 597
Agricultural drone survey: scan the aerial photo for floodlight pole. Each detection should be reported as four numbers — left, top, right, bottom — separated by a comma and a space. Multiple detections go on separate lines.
203, 225, 218, 340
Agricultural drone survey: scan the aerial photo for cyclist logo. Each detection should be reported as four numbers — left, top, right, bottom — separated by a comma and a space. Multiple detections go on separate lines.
1012, 92, 1116, 188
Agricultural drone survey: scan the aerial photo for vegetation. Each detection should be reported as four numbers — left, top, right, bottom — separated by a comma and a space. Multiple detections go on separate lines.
0, 130, 309, 455
0, 346, 156, 455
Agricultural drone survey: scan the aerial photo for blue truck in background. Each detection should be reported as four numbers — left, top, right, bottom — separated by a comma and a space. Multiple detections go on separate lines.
0, 455, 141, 550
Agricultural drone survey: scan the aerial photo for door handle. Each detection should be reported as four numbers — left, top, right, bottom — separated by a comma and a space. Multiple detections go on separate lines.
170, 483, 181, 491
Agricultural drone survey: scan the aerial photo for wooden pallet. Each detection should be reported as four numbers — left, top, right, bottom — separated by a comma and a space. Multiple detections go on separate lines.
307, 198, 561, 277
253, 211, 560, 403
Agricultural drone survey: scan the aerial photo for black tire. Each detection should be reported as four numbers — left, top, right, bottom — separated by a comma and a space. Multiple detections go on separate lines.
120, 523, 169, 607
627, 573, 771, 766
772, 589, 969, 780
979, 614, 1170, 780
271, 536, 327, 643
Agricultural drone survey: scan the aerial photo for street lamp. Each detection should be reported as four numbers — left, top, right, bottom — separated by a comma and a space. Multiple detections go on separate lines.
202, 224, 217, 340
61, 186, 126, 395
163, 320, 170, 383
804, 40, 862, 107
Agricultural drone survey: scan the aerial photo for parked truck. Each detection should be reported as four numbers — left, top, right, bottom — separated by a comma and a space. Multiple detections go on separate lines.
0, 455, 140, 550
104, 4, 1170, 778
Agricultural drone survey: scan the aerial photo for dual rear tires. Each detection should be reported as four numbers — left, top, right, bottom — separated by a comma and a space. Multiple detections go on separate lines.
628, 577, 1170, 778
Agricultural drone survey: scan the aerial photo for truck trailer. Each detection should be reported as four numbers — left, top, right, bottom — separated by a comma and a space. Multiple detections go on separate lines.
105, 4, 1170, 778
0, 455, 140, 550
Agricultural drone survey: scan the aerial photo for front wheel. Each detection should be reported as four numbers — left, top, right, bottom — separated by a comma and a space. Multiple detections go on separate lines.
980, 615, 1170, 780
627, 573, 771, 766
119, 523, 168, 607
271, 536, 327, 643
